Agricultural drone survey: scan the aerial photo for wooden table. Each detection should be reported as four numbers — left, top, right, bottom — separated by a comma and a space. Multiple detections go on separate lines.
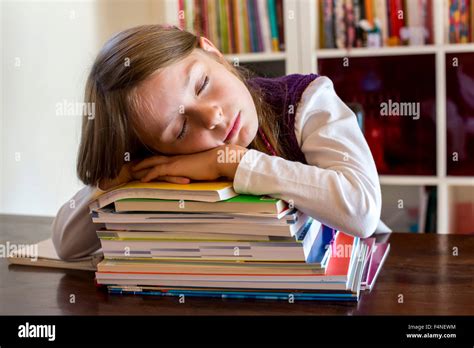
1, 214, 474, 315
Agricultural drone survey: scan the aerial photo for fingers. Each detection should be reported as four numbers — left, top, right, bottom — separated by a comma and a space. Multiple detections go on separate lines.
141, 165, 166, 182
159, 176, 191, 184
132, 156, 169, 172
130, 168, 150, 181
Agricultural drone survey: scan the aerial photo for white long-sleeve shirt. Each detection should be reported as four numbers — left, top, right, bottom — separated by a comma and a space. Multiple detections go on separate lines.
51, 76, 391, 261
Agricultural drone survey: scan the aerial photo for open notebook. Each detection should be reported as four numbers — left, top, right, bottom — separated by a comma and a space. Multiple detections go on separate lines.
7, 238, 103, 271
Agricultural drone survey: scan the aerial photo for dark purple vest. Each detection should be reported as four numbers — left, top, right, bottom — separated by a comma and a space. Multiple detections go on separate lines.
247, 73, 320, 164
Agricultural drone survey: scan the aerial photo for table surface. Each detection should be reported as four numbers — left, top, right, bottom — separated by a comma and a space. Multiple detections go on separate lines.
1, 214, 473, 315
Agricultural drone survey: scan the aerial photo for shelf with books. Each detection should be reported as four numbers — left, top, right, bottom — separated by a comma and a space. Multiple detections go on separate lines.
316, 0, 436, 51
159, 0, 295, 75
313, 0, 474, 55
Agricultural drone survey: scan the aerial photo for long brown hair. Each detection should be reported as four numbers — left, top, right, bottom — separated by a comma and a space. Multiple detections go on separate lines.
77, 24, 286, 186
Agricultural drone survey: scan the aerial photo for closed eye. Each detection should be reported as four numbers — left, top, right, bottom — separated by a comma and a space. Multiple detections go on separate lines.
177, 118, 187, 140
177, 76, 208, 141
198, 76, 209, 95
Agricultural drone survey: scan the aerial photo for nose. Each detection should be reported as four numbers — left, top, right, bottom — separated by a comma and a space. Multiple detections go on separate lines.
193, 104, 224, 130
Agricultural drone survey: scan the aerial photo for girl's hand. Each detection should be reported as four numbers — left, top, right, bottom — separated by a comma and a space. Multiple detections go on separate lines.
131, 144, 248, 183
98, 160, 189, 191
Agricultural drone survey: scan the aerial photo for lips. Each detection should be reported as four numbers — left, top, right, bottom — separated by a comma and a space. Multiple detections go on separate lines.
224, 111, 241, 142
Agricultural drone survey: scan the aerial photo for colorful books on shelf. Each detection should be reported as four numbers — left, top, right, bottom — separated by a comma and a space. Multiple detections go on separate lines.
177, 0, 285, 54
447, 0, 474, 43
319, 0, 435, 49
87, 180, 391, 301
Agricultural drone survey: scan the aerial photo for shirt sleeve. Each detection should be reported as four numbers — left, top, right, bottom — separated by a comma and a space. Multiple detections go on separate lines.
51, 185, 104, 260
233, 76, 382, 238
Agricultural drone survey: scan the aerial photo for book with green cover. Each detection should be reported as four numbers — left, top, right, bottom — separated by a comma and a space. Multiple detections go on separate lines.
114, 194, 289, 217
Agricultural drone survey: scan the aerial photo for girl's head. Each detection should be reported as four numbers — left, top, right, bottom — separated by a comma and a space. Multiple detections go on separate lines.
130, 37, 258, 155
77, 24, 281, 185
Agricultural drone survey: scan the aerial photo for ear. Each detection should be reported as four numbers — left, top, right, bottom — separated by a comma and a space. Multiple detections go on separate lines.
199, 36, 224, 59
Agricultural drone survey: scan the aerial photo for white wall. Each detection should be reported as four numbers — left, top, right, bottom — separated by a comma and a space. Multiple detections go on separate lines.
1, 0, 159, 217
1, 0, 4, 213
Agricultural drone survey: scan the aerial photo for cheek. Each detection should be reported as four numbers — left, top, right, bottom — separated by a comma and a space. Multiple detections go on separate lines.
191, 131, 215, 150
240, 110, 259, 147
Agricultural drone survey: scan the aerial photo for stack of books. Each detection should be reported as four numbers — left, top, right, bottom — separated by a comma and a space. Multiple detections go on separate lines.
88, 180, 390, 301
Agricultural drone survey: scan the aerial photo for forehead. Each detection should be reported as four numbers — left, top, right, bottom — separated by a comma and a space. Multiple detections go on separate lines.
132, 51, 213, 143
139, 54, 201, 111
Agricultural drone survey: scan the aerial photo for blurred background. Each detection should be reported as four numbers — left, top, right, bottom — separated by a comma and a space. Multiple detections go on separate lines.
1, 0, 473, 234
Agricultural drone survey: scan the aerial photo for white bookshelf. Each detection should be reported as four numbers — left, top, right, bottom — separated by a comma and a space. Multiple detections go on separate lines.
300, 0, 474, 233
158, 0, 474, 233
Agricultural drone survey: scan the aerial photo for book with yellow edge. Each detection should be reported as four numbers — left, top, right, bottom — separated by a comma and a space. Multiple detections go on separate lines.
89, 180, 237, 212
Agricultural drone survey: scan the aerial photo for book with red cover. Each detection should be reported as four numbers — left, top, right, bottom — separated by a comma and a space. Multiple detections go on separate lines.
388, 0, 404, 45
325, 232, 354, 276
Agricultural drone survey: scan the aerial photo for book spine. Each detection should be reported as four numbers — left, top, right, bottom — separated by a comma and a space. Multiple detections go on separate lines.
388, 0, 404, 46
449, 0, 460, 43
242, 0, 250, 52
276, 0, 285, 51
202, 0, 209, 38
233, 0, 242, 53
227, 0, 235, 53
178, 0, 186, 29
460, 0, 469, 42
365, 0, 374, 26
212, 0, 220, 50
253, 0, 264, 51
185, 0, 194, 32
236, 0, 245, 53
425, 0, 434, 44
267, 0, 280, 51
334, 0, 346, 48
471, 0, 474, 41
467, 0, 472, 42
257, 0, 272, 52
323, 0, 336, 48
353, 0, 363, 47
219, 0, 229, 53
193, 0, 201, 36
374, 0, 388, 46
344, 0, 356, 48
